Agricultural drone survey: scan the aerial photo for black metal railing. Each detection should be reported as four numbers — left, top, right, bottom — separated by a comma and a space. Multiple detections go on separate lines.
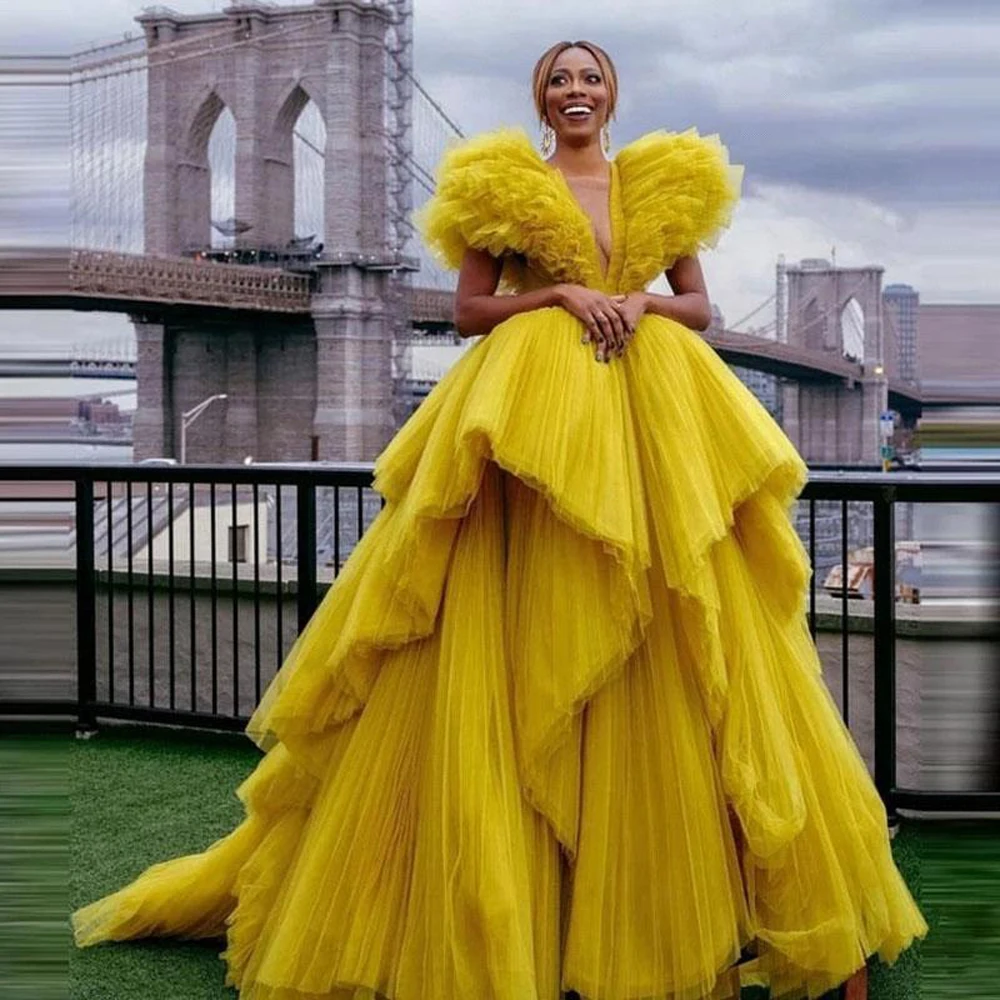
0, 464, 379, 732
801, 470, 1000, 816
1, 463, 998, 821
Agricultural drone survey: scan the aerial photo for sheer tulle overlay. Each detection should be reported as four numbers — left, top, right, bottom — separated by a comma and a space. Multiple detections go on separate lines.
73, 126, 926, 997
72, 311, 927, 999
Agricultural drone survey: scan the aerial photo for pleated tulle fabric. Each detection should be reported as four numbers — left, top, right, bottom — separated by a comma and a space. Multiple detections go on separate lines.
71, 311, 928, 999
72, 127, 927, 998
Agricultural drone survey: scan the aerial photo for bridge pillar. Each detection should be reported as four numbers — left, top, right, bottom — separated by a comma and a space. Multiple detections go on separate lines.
138, 2, 392, 256
142, 316, 317, 465
132, 317, 173, 461
311, 263, 395, 461
224, 328, 259, 463
781, 376, 888, 464
256, 321, 316, 463
134, 300, 398, 465
169, 322, 226, 462
782, 260, 888, 464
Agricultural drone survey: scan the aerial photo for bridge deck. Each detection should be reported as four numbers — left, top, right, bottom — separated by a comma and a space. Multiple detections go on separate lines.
0, 249, 312, 315
0, 247, 938, 407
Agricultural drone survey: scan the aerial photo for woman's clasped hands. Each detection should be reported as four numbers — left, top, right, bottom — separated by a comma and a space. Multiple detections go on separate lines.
554, 284, 648, 362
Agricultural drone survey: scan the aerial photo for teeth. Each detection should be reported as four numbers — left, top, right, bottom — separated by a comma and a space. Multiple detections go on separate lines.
563, 106, 592, 116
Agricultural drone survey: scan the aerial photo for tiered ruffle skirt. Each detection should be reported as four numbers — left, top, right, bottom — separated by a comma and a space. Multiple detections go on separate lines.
73, 309, 928, 999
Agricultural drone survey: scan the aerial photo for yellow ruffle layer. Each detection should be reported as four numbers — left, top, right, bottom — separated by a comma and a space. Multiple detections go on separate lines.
414, 127, 743, 293
72, 311, 927, 999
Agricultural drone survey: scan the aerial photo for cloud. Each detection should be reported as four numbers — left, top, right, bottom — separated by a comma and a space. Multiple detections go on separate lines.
411, 2, 1000, 210
8, 1, 150, 52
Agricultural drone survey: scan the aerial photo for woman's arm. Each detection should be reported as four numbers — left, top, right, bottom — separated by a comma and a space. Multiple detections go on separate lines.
639, 255, 713, 332
453, 248, 563, 338
454, 248, 631, 352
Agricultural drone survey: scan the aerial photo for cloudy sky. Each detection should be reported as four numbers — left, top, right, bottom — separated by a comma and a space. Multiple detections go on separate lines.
2, 0, 997, 343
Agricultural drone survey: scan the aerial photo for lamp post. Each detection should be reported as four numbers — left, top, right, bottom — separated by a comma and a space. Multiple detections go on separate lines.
180, 393, 227, 463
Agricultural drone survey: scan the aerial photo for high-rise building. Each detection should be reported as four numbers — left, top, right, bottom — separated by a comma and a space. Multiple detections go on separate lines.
732, 365, 783, 422
883, 283, 919, 385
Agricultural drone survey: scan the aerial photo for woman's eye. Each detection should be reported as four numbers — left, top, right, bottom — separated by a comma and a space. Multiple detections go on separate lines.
549, 73, 600, 86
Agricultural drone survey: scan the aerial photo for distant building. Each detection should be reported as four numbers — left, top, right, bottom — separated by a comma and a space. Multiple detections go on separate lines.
0, 398, 80, 429
95, 489, 269, 568
880, 291, 999, 458
917, 303, 1000, 403
0, 397, 127, 437
79, 399, 126, 427
882, 283, 919, 385
731, 365, 783, 421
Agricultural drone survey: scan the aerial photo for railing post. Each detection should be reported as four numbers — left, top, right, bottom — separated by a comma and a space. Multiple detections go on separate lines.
75, 473, 97, 732
873, 485, 897, 824
296, 480, 318, 633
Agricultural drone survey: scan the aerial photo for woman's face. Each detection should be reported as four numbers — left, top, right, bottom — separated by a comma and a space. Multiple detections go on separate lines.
543, 47, 611, 146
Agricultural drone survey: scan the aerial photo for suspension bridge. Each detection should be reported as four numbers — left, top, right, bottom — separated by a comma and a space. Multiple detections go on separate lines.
0, 1, 935, 464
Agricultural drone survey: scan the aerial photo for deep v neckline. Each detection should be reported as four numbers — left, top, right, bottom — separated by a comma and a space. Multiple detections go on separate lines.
545, 158, 624, 291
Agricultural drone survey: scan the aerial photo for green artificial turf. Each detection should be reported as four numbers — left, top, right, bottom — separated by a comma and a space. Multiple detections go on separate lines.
61, 726, 992, 999
70, 728, 259, 1000
1, 734, 71, 1000
917, 821, 1000, 999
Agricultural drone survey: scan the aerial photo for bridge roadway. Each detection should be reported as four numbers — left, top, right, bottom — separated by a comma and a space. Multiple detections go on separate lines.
0, 246, 935, 408
0, 433, 133, 447
0, 357, 137, 379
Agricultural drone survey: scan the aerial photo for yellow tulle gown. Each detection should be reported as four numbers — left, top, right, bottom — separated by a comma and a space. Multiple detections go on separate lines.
72, 127, 928, 999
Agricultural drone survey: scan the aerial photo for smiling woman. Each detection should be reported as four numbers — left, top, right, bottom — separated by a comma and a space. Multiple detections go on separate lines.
535, 43, 619, 279
533, 40, 619, 155
72, 36, 926, 1000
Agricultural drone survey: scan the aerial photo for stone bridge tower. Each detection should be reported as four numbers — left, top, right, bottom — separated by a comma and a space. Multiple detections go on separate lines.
133, 0, 403, 463
781, 259, 889, 464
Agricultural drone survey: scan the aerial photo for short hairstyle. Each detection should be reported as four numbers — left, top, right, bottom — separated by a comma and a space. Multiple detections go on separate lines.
531, 40, 619, 125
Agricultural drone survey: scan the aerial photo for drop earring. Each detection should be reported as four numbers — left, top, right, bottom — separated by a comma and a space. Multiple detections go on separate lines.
541, 120, 555, 158
601, 121, 612, 156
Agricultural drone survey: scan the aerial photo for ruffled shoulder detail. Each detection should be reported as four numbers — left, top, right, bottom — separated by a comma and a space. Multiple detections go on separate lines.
413, 128, 600, 288
616, 128, 743, 290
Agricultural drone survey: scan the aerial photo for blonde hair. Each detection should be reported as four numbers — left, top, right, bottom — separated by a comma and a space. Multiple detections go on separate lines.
532, 40, 619, 125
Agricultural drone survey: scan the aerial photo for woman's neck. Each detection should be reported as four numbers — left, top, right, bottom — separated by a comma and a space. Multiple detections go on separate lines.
547, 140, 609, 179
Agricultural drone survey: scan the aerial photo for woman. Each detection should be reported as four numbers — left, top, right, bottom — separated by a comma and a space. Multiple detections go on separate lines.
73, 40, 927, 1000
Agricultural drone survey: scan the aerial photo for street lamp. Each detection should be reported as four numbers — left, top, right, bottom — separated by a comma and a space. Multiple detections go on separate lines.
180, 393, 228, 463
